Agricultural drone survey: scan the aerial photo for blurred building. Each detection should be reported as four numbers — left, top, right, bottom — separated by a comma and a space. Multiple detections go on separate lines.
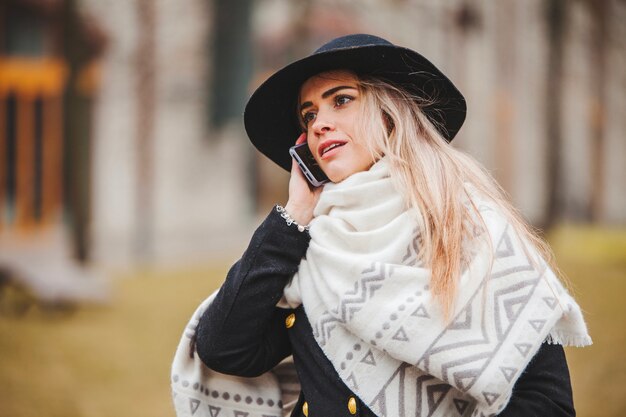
2, 0, 625, 272
0, 0, 107, 304
81, 0, 253, 266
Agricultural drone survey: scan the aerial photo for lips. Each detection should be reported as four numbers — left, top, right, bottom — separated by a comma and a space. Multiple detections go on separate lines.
318, 140, 347, 158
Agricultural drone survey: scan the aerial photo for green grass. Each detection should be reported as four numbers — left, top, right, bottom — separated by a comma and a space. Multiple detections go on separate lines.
0, 226, 624, 417
549, 225, 626, 417
0, 264, 228, 417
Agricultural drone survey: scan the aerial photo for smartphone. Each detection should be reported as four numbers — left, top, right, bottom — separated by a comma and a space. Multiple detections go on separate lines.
289, 142, 330, 187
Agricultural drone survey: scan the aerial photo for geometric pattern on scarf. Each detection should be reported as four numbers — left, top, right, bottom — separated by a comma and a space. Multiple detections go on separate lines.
171, 291, 291, 417
171, 158, 591, 417
283, 158, 591, 417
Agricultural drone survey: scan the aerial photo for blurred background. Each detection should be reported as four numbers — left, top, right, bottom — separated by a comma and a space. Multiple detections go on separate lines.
0, 0, 624, 416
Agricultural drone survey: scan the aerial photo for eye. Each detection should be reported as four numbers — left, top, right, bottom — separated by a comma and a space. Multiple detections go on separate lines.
302, 111, 316, 126
334, 94, 354, 107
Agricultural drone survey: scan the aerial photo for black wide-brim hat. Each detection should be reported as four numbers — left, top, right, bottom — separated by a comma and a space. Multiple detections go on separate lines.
244, 34, 466, 171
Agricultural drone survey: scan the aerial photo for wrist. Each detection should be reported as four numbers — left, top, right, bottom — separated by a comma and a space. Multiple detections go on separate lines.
276, 205, 310, 232
284, 202, 314, 225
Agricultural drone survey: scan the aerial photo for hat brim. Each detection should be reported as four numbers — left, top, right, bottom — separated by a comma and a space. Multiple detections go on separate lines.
244, 44, 466, 172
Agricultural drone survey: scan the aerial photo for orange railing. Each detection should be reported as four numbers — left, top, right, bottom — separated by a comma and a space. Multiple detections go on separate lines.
0, 57, 66, 231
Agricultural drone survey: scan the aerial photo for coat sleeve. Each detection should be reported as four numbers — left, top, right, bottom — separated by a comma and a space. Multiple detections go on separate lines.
194, 208, 311, 378
498, 343, 575, 417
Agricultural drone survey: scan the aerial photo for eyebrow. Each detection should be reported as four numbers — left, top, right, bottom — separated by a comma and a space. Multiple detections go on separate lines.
299, 85, 357, 112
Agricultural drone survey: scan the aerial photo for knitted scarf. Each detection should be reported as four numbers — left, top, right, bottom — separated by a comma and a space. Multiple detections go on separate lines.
171, 158, 591, 417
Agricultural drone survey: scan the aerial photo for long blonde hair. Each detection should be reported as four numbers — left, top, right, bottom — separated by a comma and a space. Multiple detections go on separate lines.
355, 75, 559, 316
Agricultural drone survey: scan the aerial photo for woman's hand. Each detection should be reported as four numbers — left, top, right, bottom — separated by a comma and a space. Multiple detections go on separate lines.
284, 133, 322, 225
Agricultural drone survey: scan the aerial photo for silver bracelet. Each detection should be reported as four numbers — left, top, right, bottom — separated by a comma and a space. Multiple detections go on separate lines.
275, 205, 310, 232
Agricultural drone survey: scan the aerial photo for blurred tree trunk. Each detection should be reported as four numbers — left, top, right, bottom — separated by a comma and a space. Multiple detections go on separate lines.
544, 0, 568, 228
587, 0, 609, 222
494, 2, 516, 194
210, 0, 254, 215
292, 0, 314, 56
135, 0, 156, 261
61, 0, 92, 262
210, 0, 253, 128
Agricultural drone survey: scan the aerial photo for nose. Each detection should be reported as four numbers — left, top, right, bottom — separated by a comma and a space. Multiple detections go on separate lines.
311, 109, 334, 135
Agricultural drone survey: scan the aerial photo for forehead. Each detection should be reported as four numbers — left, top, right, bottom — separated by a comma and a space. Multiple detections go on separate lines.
299, 70, 359, 100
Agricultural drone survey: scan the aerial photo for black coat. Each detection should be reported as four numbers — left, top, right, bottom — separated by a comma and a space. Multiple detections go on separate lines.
195, 209, 576, 416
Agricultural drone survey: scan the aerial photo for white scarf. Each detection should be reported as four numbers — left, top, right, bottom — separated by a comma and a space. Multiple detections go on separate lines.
172, 158, 591, 417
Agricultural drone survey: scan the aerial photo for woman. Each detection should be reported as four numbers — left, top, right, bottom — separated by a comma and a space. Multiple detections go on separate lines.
171, 34, 591, 417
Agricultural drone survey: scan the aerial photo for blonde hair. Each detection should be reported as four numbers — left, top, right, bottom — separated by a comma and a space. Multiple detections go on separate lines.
354, 75, 560, 317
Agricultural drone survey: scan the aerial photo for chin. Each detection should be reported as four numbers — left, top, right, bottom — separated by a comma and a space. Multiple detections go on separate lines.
327, 169, 354, 183
328, 175, 346, 183
324, 162, 374, 183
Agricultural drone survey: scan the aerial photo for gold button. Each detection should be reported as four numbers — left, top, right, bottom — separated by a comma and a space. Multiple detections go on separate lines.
302, 401, 309, 416
348, 396, 357, 415
285, 313, 296, 329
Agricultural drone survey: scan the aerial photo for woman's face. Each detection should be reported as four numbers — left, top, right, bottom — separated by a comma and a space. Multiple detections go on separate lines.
299, 70, 376, 183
